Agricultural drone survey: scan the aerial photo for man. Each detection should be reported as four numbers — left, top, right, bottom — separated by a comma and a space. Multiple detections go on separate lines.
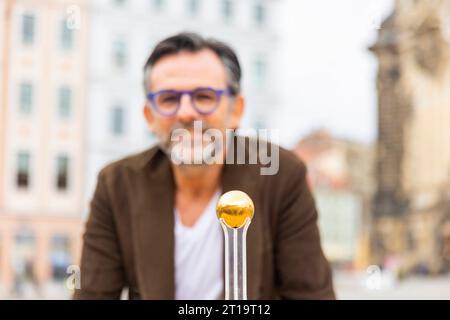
73, 32, 335, 300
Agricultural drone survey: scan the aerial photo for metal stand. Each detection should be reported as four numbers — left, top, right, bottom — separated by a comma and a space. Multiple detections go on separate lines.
219, 218, 251, 300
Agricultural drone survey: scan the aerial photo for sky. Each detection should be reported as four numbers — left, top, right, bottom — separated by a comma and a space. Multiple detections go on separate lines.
274, 0, 395, 148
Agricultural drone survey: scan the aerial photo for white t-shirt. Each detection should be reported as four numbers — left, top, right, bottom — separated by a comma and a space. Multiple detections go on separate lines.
174, 190, 223, 300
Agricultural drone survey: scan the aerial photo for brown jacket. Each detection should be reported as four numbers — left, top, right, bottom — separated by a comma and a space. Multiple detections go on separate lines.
73, 139, 335, 300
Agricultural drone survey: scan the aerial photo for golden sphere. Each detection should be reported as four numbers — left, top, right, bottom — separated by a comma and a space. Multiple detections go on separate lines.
216, 190, 254, 228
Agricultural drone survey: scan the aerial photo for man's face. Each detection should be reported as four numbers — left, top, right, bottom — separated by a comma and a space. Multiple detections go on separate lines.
143, 49, 244, 165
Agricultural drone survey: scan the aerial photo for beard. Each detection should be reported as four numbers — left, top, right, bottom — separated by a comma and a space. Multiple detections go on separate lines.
156, 120, 228, 167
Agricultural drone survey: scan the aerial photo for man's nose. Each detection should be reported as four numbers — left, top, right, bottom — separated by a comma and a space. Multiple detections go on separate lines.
177, 93, 198, 122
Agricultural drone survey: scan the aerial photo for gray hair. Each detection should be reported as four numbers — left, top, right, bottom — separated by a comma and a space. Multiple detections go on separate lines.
143, 32, 242, 96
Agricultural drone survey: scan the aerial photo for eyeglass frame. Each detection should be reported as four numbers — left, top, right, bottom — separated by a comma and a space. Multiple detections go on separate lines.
146, 86, 233, 117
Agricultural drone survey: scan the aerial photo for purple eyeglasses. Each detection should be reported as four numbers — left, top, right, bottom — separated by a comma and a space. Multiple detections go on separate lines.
146, 87, 232, 117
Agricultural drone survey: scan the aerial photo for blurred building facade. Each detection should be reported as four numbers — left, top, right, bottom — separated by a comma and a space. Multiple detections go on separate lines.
294, 130, 375, 270
0, 0, 278, 298
85, 0, 278, 206
0, 0, 88, 297
371, 0, 450, 274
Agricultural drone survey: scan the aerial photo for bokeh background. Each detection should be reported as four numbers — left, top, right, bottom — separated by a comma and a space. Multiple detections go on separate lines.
1, 0, 449, 299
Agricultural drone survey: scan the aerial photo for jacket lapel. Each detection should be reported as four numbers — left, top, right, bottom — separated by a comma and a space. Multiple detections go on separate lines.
130, 149, 176, 299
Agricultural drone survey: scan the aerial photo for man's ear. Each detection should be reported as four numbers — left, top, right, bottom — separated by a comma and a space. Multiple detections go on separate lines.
230, 95, 245, 129
143, 103, 155, 131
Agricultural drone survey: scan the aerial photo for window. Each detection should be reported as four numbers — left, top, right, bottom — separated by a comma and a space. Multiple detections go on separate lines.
56, 155, 69, 191
58, 87, 72, 119
222, 0, 234, 22
17, 152, 31, 189
254, 1, 265, 27
60, 19, 74, 50
152, 0, 165, 11
112, 39, 127, 68
50, 235, 71, 281
254, 118, 265, 130
187, 0, 200, 16
111, 106, 125, 135
15, 228, 35, 247
14, 228, 36, 281
254, 58, 266, 88
113, 0, 126, 5
19, 82, 33, 114
22, 14, 35, 45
